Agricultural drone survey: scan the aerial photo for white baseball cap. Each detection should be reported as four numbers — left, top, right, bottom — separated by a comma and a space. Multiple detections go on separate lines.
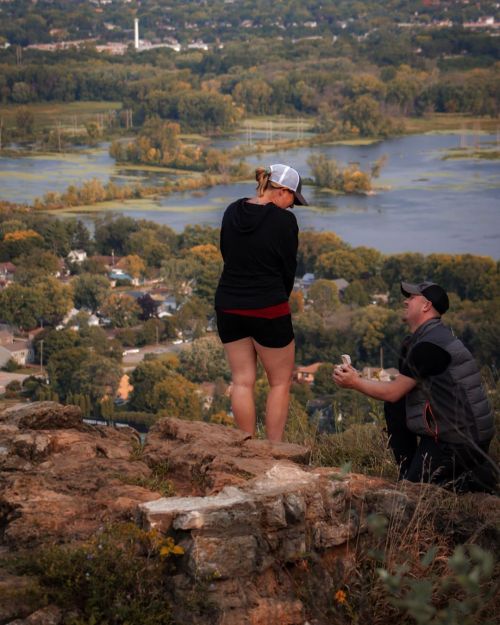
269, 163, 308, 206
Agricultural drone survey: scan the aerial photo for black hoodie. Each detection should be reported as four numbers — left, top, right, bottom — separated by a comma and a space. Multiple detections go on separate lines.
214, 198, 299, 309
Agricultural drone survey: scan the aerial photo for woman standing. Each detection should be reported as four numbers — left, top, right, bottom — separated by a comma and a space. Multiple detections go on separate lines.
215, 164, 308, 442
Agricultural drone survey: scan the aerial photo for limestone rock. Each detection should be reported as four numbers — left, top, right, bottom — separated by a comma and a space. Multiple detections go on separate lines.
1, 402, 87, 431
1, 406, 498, 625
0, 402, 160, 547
143, 417, 311, 495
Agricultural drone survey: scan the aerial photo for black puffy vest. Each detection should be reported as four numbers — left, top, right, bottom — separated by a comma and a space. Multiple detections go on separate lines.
405, 319, 494, 444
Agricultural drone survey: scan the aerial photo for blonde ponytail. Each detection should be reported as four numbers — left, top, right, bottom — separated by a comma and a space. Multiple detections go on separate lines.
255, 166, 271, 197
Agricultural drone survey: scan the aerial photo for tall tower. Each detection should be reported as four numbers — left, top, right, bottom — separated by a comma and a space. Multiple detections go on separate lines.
134, 18, 139, 50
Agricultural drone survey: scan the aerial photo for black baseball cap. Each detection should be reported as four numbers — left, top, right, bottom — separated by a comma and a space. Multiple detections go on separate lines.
400, 281, 449, 315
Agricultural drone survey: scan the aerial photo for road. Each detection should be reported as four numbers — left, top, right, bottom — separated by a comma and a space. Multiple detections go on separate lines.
121, 340, 190, 370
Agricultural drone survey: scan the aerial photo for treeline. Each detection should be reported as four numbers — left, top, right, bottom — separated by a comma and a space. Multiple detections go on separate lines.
109, 118, 248, 174
1, 57, 499, 139
0, 205, 497, 434
0, 206, 498, 371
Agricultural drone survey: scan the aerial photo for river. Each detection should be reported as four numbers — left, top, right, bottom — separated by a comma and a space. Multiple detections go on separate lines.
1, 132, 499, 257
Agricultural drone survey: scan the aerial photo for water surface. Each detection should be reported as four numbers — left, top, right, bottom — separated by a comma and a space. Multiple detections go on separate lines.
1, 133, 499, 257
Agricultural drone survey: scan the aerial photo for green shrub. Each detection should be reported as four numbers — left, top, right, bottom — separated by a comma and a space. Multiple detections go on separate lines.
7, 524, 181, 625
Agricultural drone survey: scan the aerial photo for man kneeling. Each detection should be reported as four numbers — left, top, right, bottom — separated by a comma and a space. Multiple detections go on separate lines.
333, 281, 497, 493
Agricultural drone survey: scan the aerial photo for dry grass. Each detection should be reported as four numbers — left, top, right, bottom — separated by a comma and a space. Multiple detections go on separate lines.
0, 101, 122, 130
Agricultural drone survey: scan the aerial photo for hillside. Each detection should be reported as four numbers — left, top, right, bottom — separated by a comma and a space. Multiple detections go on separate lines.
1, 401, 498, 625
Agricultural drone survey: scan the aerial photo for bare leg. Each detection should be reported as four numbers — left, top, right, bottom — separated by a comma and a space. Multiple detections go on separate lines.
253, 340, 295, 442
223, 338, 257, 436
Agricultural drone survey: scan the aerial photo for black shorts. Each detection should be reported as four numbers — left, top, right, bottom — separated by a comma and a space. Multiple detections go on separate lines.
216, 310, 294, 348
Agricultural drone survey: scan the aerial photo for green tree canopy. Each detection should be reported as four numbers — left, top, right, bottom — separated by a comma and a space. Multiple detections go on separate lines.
73, 273, 111, 312
307, 279, 340, 318
178, 335, 230, 383
315, 249, 368, 281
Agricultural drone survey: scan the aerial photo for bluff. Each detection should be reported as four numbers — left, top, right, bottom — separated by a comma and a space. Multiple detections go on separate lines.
0, 402, 498, 625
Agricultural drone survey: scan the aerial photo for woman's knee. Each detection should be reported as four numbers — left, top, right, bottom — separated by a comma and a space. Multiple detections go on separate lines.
232, 373, 257, 389
267, 374, 293, 390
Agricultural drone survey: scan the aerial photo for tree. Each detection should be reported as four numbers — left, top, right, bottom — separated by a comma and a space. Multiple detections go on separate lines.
100, 294, 141, 328
127, 229, 172, 267
33, 329, 78, 366
0, 229, 44, 261
313, 363, 337, 395
137, 293, 160, 320
315, 249, 368, 281
0, 284, 43, 330
73, 273, 110, 312
186, 244, 223, 302
351, 305, 399, 364
232, 78, 273, 114
381, 253, 427, 289
297, 231, 345, 275
153, 373, 202, 420
117, 254, 146, 279
174, 296, 210, 340
37, 277, 74, 326
136, 318, 164, 345
94, 216, 138, 256
307, 279, 340, 318
178, 335, 230, 383
161, 257, 196, 300
341, 94, 393, 137
71, 354, 122, 406
129, 359, 175, 412
47, 347, 90, 400
79, 325, 123, 362
68, 220, 93, 253
177, 225, 220, 250
343, 281, 372, 307
14, 250, 62, 285
353, 246, 384, 277
15, 105, 35, 134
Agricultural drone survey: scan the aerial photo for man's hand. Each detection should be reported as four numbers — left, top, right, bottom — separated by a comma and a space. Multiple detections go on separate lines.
333, 364, 360, 389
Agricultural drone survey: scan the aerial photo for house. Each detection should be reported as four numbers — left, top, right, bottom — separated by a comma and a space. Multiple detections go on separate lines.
0, 262, 16, 285
109, 269, 136, 286
150, 293, 179, 317
57, 309, 99, 330
372, 292, 389, 305
0, 329, 15, 345
294, 362, 323, 385
67, 250, 87, 264
302, 273, 316, 288
0, 338, 34, 368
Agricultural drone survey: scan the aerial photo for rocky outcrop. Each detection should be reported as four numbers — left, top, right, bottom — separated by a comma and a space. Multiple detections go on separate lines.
0, 402, 498, 625
0, 402, 161, 548
143, 416, 312, 494
138, 463, 402, 625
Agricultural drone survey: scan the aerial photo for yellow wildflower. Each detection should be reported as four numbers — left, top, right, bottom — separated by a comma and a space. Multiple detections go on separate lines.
159, 537, 185, 558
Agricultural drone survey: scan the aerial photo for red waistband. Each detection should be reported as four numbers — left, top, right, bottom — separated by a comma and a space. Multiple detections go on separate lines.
221, 301, 290, 319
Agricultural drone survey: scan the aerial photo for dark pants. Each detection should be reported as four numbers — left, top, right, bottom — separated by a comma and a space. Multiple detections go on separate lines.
384, 401, 497, 493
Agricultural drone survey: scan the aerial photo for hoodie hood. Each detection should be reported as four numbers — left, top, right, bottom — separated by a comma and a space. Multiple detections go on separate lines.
229, 198, 274, 234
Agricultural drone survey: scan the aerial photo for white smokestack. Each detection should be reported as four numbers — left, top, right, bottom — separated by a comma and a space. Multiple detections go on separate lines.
134, 18, 139, 50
